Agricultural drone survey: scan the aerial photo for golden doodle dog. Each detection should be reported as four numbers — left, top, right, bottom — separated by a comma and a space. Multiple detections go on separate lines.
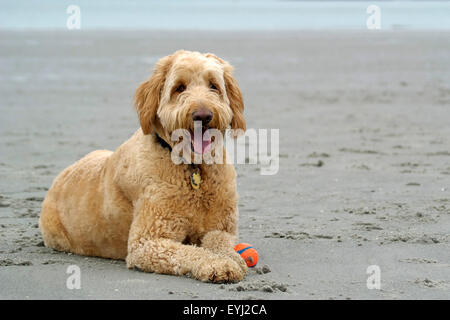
39, 50, 248, 283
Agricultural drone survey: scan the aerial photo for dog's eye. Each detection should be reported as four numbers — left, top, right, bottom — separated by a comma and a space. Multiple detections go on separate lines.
175, 84, 186, 93
209, 82, 218, 91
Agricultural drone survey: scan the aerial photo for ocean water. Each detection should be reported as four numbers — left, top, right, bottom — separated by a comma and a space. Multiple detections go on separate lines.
0, 0, 449, 30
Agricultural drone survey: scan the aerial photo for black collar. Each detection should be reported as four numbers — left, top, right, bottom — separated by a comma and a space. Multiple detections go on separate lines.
155, 132, 172, 152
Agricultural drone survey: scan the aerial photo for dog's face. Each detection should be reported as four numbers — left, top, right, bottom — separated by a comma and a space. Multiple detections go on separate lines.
135, 50, 245, 152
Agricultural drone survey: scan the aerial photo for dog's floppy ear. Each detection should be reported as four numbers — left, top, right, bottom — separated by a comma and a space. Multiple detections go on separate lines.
134, 54, 174, 135
224, 64, 246, 134
205, 53, 246, 136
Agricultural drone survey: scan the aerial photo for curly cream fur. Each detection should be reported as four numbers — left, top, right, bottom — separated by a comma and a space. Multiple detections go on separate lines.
39, 50, 247, 283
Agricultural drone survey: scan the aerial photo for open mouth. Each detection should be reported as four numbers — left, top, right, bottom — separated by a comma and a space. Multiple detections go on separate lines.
190, 126, 212, 155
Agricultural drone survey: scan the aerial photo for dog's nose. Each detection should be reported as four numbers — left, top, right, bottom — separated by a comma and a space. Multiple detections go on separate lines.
192, 109, 213, 125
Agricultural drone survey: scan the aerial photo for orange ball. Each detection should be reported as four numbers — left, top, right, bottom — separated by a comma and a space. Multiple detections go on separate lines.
234, 243, 258, 267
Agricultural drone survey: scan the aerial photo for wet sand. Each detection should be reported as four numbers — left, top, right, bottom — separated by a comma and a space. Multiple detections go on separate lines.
0, 30, 449, 299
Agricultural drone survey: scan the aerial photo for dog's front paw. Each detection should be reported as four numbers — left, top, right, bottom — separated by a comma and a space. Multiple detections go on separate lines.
226, 251, 249, 274
194, 257, 245, 283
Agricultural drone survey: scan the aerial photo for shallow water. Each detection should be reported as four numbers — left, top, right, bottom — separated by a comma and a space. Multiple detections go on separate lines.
1, 0, 449, 30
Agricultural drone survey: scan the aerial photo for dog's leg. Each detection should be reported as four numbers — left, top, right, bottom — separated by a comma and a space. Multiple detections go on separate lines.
125, 206, 245, 283
201, 230, 248, 274
126, 237, 245, 282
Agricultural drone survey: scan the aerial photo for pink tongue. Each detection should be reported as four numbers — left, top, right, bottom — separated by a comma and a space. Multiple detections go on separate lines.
192, 130, 211, 154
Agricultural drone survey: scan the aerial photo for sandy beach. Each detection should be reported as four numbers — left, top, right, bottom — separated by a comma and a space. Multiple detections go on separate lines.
0, 30, 449, 299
